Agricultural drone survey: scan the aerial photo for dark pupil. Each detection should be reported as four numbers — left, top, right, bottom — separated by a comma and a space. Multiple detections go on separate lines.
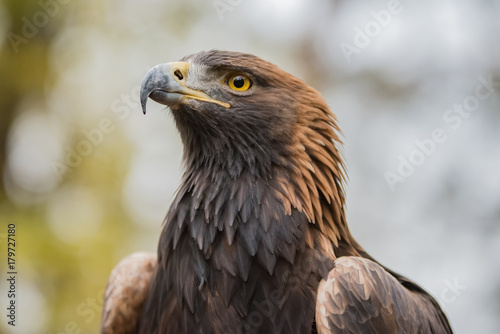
233, 76, 245, 88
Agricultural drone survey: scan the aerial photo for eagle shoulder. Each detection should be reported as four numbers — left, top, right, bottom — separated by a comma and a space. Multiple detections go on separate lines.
100, 252, 157, 334
315, 256, 452, 334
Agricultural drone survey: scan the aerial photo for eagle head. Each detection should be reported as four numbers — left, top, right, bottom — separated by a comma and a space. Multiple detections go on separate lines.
140, 50, 343, 181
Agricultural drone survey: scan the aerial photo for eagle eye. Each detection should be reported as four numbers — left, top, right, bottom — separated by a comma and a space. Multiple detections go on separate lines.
226, 74, 252, 92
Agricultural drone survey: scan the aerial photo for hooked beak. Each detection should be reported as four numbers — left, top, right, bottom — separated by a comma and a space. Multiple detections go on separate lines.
140, 62, 230, 114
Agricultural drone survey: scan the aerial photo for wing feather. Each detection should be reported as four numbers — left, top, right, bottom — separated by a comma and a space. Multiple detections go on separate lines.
100, 252, 156, 334
316, 256, 452, 334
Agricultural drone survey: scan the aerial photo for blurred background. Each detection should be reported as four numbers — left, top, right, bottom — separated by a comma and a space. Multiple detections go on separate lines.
0, 0, 499, 333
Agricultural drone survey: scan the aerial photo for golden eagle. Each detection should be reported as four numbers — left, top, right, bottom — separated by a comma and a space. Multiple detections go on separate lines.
100, 50, 453, 334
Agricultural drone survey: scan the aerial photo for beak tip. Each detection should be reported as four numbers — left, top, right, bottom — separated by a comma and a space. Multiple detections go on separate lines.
140, 98, 147, 115
140, 83, 150, 115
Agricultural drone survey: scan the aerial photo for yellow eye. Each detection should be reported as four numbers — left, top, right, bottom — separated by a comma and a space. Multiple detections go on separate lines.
227, 74, 252, 91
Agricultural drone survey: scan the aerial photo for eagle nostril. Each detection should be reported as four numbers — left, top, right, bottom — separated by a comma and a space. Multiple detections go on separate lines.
174, 69, 184, 81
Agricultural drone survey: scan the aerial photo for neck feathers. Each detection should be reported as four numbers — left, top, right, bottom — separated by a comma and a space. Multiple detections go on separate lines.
164, 93, 352, 258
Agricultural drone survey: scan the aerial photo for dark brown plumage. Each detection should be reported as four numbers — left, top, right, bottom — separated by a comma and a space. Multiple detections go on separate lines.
100, 50, 453, 334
